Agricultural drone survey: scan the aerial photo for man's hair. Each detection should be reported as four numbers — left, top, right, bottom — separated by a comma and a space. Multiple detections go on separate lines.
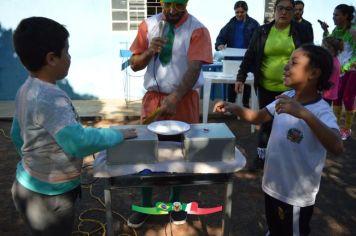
234, 1, 248, 11
274, 0, 295, 10
300, 44, 333, 91
295, 1, 304, 7
13, 17, 69, 72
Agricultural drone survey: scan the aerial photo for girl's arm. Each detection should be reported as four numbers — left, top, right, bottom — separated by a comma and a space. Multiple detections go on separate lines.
300, 110, 343, 155
213, 101, 272, 125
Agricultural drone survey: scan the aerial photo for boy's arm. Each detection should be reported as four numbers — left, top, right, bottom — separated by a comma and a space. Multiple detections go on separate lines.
54, 124, 125, 158
10, 117, 24, 157
213, 101, 272, 124
36, 93, 134, 158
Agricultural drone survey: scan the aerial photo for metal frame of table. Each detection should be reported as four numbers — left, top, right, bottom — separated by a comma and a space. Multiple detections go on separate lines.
104, 172, 235, 236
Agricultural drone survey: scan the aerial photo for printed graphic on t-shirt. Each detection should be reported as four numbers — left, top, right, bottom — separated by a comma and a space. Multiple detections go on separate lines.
287, 128, 303, 143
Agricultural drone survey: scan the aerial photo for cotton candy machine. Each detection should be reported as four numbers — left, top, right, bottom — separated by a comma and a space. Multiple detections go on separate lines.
106, 122, 236, 165
106, 125, 158, 165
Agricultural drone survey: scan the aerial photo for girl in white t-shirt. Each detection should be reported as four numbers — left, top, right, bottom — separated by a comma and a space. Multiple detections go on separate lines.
214, 44, 344, 236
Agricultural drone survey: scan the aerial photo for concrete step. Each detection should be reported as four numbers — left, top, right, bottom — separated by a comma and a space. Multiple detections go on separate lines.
0, 99, 221, 121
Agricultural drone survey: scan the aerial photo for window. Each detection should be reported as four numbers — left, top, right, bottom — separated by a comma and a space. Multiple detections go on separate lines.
147, 0, 162, 17
111, 0, 162, 31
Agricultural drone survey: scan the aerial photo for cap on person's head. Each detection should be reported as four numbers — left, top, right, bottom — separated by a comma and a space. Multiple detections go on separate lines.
161, 0, 188, 4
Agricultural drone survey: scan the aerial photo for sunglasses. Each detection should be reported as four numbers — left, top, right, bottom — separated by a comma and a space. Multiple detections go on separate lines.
161, 2, 187, 12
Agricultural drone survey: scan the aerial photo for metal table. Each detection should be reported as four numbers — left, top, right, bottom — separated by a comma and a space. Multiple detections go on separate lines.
94, 146, 246, 236
104, 172, 235, 236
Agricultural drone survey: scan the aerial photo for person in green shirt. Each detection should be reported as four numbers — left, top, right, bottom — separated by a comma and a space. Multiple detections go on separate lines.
235, 0, 310, 171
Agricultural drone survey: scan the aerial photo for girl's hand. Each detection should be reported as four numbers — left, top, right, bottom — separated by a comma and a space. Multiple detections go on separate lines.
275, 95, 306, 118
120, 128, 137, 139
213, 101, 235, 113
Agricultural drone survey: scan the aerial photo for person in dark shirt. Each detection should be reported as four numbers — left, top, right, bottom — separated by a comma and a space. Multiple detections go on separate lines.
293, 0, 314, 43
215, 1, 259, 107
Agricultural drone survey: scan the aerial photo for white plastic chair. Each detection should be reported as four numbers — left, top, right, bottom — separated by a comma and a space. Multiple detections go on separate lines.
120, 49, 132, 105
120, 49, 145, 106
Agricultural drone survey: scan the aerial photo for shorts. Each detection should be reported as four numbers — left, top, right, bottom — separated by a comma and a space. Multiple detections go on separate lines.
265, 193, 314, 236
11, 179, 81, 236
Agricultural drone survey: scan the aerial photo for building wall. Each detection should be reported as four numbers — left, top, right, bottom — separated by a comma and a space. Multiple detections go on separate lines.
0, 26, 28, 100
0, 0, 145, 101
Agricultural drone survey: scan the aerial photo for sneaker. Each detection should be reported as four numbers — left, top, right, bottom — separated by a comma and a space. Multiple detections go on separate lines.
170, 210, 187, 225
127, 212, 149, 228
340, 128, 352, 141
247, 156, 265, 172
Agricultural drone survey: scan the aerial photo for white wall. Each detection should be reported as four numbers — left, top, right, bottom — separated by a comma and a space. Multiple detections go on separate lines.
0, 0, 140, 100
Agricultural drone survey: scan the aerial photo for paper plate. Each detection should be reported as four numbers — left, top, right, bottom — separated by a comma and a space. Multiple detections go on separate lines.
147, 120, 190, 135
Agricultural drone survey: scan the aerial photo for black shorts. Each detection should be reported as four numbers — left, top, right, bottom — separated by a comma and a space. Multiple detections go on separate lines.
265, 193, 314, 236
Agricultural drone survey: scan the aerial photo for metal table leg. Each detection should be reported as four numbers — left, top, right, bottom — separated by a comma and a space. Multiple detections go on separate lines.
102, 173, 236, 235
105, 179, 114, 236
203, 78, 212, 123
222, 180, 233, 236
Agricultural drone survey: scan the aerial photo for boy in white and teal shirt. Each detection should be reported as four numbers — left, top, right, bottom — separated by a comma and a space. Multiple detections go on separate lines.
11, 17, 136, 236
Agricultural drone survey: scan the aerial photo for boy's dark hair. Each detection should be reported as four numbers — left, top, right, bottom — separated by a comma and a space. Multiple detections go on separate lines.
13, 17, 69, 72
294, 1, 304, 7
322, 36, 344, 57
234, 1, 248, 11
300, 44, 333, 91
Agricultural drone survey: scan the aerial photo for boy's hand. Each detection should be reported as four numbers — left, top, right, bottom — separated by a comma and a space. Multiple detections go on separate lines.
120, 128, 137, 139
275, 95, 306, 118
213, 101, 234, 113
